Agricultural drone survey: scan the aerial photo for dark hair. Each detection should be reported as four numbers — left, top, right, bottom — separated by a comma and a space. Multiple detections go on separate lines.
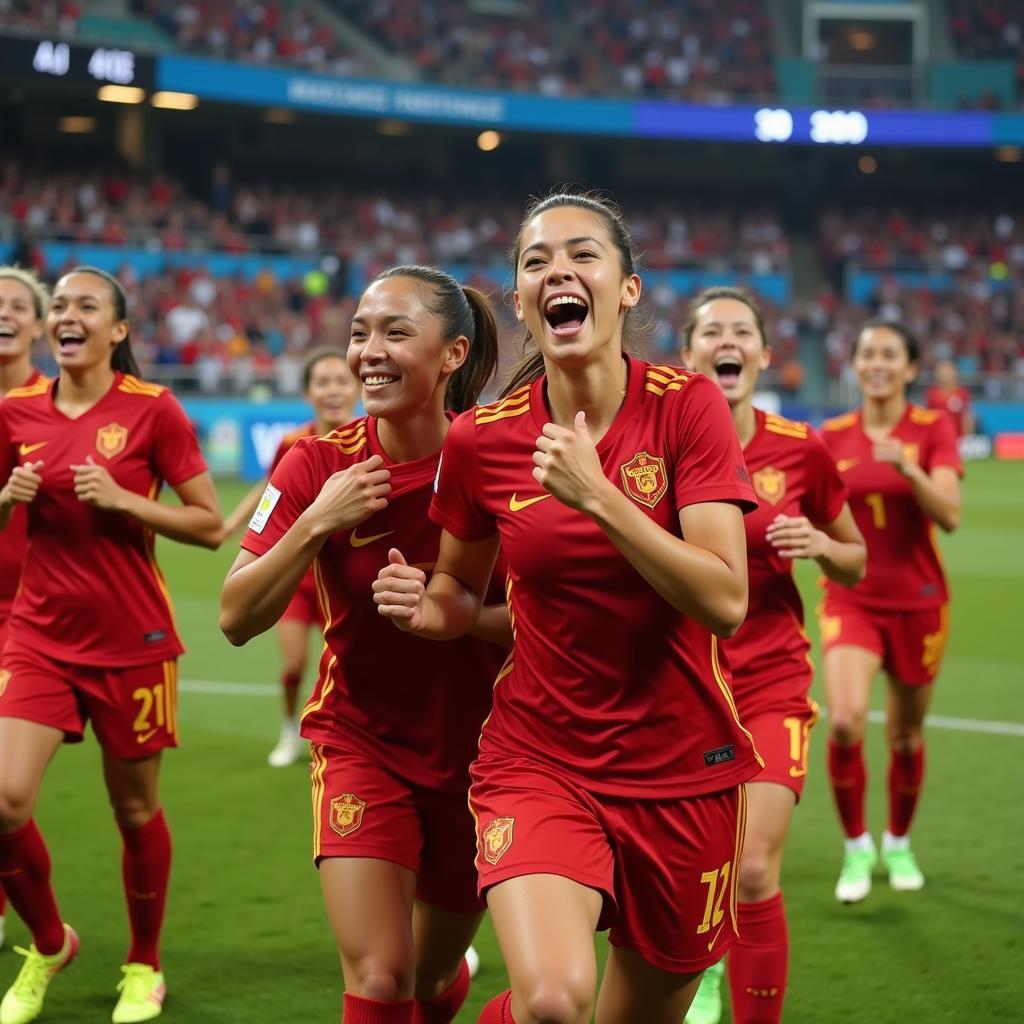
370, 265, 498, 412
302, 345, 349, 390
853, 318, 920, 363
681, 286, 767, 350
60, 265, 141, 376
501, 189, 645, 397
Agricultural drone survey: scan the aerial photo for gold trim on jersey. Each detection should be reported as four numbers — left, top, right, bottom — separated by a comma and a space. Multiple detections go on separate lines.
4, 377, 49, 399
822, 411, 858, 432
476, 387, 532, 425
316, 421, 368, 456
301, 562, 338, 722
764, 414, 809, 440
909, 406, 941, 426
710, 636, 763, 767
310, 743, 328, 859
118, 375, 165, 398
645, 365, 691, 396
730, 785, 748, 929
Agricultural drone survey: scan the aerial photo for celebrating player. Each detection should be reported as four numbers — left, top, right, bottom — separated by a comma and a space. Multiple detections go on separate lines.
0, 266, 222, 1024
681, 287, 865, 1024
0, 266, 51, 954
375, 193, 761, 1024
222, 347, 358, 767
925, 359, 974, 438
220, 266, 504, 1024
820, 320, 961, 903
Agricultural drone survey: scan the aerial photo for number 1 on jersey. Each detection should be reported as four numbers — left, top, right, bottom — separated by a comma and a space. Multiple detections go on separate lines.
865, 492, 886, 529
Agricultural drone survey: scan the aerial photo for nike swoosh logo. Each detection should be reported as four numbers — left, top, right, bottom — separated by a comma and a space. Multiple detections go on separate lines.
707, 922, 727, 953
349, 528, 395, 548
836, 458, 860, 473
18, 441, 47, 456
137, 729, 159, 744
508, 492, 551, 513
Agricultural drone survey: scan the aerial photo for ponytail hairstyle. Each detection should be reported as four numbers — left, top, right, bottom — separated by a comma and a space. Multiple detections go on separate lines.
853, 318, 920, 363
681, 285, 768, 351
0, 265, 50, 323
371, 265, 499, 412
500, 189, 647, 397
62, 265, 141, 377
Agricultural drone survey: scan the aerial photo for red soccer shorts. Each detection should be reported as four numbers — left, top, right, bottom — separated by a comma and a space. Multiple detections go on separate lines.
741, 700, 818, 800
310, 744, 483, 915
0, 640, 179, 757
820, 595, 950, 686
280, 574, 321, 627
469, 755, 746, 974
0, 618, 9, 659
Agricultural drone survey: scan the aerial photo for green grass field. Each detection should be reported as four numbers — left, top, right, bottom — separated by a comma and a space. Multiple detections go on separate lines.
3, 460, 1022, 1022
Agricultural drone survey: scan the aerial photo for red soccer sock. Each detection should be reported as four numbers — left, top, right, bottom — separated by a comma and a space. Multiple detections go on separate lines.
887, 746, 925, 837
476, 990, 516, 1023
415, 958, 471, 1024
0, 883, 7, 915
282, 670, 302, 693
727, 893, 789, 1024
342, 994, 415, 1023
120, 809, 172, 970
0, 820, 65, 954
827, 739, 867, 838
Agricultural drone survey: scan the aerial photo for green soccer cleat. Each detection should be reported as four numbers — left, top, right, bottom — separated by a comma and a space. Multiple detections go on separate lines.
112, 963, 166, 1023
882, 832, 925, 892
0, 924, 78, 1024
835, 834, 877, 904
684, 959, 724, 1024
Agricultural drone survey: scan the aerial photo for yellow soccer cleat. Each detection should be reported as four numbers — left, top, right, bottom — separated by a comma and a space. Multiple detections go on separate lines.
0, 924, 78, 1024
112, 964, 166, 1023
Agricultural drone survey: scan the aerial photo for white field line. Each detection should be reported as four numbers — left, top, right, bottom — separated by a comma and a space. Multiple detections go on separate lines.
180, 679, 1024, 738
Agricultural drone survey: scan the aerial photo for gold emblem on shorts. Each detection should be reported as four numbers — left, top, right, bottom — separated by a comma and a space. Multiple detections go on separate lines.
481, 817, 514, 865
752, 466, 786, 506
96, 422, 128, 459
902, 443, 920, 465
619, 451, 667, 510
0, 669, 9, 699
329, 793, 366, 838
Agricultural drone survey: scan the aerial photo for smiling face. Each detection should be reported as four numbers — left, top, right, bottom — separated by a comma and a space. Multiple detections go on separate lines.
348, 276, 467, 422
513, 206, 641, 367
306, 354, 358, 430
683, 296, 770, 407
853, 325, 917, 401
0, 276, 43, 365
47, 271, 128, 373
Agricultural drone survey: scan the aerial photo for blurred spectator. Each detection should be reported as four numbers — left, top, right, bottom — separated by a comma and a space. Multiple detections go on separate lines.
926, 358, 976, 436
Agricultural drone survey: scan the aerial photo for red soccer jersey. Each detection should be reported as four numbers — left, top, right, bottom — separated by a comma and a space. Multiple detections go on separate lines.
0, 369, 45, 622
241, 416, 505, 790
820, 405, 961, 610
0, 372, 208, 665
431, 357, 762, 799
271, 423, 318, 610
726, 410, 848, 719
925, 385, 972, 437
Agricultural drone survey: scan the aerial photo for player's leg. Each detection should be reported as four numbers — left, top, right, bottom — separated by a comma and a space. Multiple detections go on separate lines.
410, 903, 483, 1023
598, 945, 700, 1024
881, 676, 933, 891
268, 618, 308, 767
822, 642, 880, 902
320, 857, 417, 1022
481, 874, 601, 1024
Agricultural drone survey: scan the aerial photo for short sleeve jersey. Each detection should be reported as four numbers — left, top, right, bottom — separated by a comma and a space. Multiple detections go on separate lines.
0, 373, 208, 665
925, 385, 972, 437
241, 417, 505, 791
0, 369, 45, 621
431, 356, 762, 799
820, 405, 961, 610
726, 410, 848, 719
271, 424, 318, 607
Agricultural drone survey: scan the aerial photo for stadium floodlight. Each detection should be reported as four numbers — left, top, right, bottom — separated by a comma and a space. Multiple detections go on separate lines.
152, 91, 199, 110
477, 130, 501, 152
98, 84, 146, 104
58, 116, 96, 133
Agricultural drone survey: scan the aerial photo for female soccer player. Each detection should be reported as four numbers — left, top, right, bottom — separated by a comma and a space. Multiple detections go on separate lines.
0, 266, 221, 1024
0, 266, 51, 954
222, 347, 358, 767
820, 320, 961, 903
220, 266, 504, 1024
681, 287, 865, 1024
376, 194, 762, 1024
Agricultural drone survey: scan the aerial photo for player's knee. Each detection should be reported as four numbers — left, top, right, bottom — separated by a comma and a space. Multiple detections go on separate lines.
350, 958, 415, 1002
829, 713, 866, 746
0, 784, 35, 831
887, 727, 922, 756
109, 795, 160, 830
518, 977, 593, 1024
738, 848, 779, 901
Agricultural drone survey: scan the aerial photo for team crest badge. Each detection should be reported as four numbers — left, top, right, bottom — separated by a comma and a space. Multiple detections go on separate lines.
619, 451, 668, 510
96, 422, 128, 459
0, 669, 9, 698
752, 466, 786, 506
329, 793, 366, 838
481, 817, 514, 865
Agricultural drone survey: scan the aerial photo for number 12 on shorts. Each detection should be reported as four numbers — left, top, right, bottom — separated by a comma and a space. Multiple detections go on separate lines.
697, 860, 732, 937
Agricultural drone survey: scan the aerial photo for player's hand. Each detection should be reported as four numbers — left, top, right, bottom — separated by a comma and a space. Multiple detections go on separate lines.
373, 548, 427, 631
1, 460, 44, 507
765, 514, 828, 560
533, 412, 611, 513
307, 454, 391, 534
71, 457, 126, 509
872, 437, 909, 474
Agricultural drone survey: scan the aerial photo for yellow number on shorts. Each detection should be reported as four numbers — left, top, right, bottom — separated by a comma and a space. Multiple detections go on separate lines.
865, 492, 886, 530
696, 860, 732, 935
131, 684, 166, 734
784, 710, 817, 779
